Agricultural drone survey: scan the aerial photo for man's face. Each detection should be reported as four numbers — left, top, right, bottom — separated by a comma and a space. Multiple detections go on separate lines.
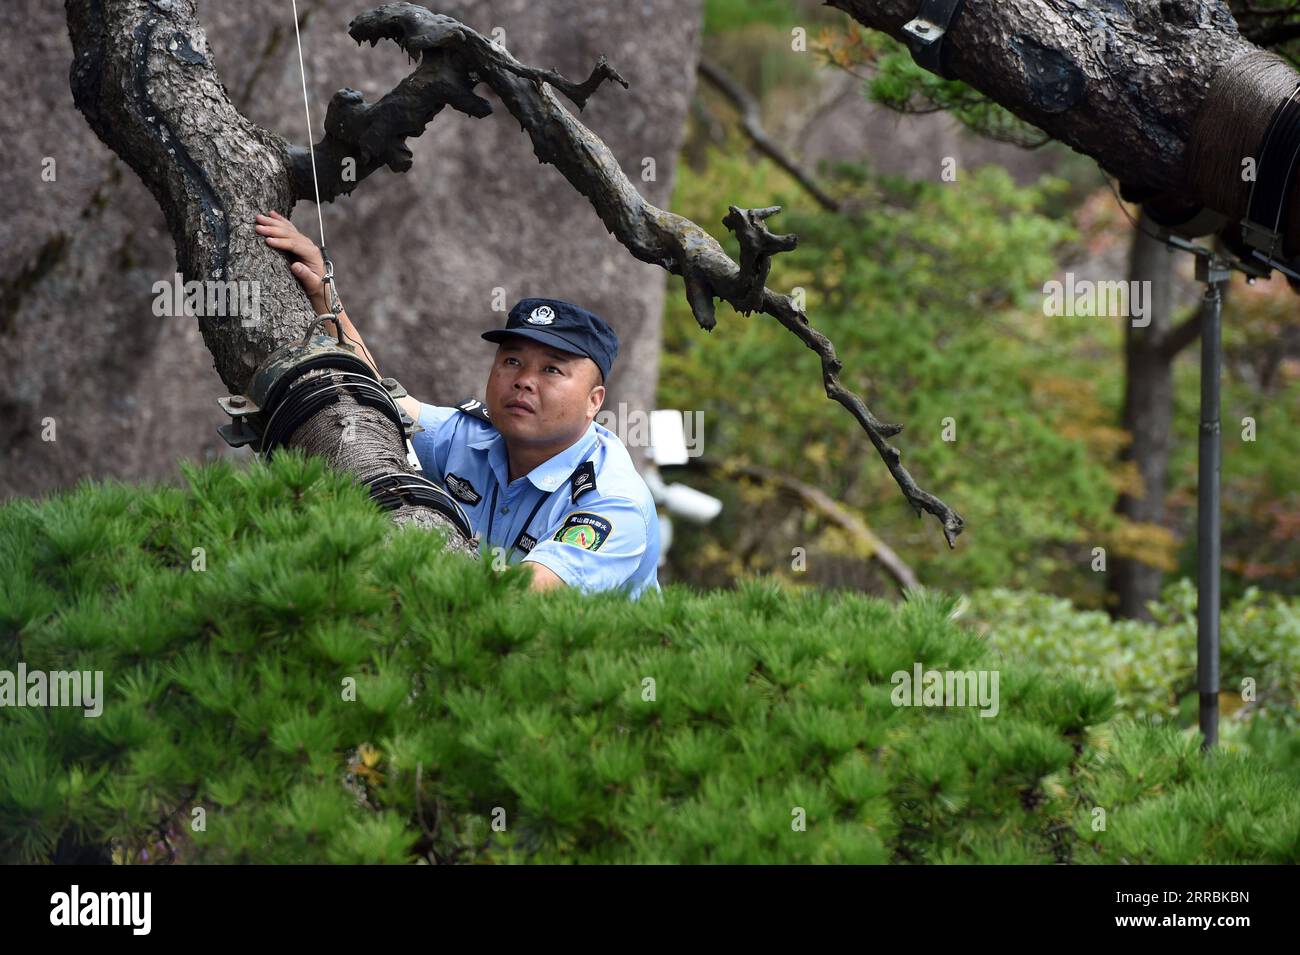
485, 336, 606, 448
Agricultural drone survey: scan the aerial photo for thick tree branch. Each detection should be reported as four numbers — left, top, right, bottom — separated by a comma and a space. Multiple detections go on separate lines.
827, 0, 1300, 270
286, 6, 630, 202
64, 0, 474, 552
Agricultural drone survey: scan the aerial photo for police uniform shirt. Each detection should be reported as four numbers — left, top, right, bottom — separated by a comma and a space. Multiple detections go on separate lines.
410, 399, 661, 599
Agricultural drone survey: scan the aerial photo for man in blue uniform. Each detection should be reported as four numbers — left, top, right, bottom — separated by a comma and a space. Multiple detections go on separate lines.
408, 298, 661, 598
257, 211, 660, 597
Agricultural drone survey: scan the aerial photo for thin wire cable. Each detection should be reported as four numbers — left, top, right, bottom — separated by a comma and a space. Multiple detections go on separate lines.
338, 323, 379, 372
290, 0, 327, 249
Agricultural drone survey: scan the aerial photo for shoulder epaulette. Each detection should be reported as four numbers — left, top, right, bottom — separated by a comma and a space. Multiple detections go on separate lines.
570, 460, 597, 503
455, 396, 492, 424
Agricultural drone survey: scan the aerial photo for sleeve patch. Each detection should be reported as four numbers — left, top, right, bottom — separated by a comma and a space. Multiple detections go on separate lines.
553, 512, 613, 551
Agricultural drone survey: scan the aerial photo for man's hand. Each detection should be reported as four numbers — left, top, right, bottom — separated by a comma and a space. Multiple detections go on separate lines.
255, 211, 329, 313
254, 210, 398, 397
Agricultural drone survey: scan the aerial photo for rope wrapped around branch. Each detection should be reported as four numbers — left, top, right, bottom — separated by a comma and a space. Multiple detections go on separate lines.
1187, 50, 1300, 284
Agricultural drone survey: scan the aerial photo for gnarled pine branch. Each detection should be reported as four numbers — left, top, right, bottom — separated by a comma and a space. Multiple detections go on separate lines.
305, 2, 964, 545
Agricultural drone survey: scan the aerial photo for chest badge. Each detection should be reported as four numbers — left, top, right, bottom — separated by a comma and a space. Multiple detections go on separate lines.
444, 472, 482, 506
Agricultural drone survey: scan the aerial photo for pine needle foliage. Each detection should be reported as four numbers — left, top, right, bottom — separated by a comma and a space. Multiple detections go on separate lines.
1, 454, 1295, 863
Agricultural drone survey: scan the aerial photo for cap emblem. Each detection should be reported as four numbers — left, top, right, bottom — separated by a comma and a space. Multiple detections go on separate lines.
525, 305, 556, 325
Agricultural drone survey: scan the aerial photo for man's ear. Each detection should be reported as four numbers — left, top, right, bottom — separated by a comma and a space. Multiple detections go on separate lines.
587, 365, 606, 420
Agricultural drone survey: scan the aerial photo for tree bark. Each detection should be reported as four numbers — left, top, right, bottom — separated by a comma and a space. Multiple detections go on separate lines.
63, 0, 473, 547
67, 0, 306, 392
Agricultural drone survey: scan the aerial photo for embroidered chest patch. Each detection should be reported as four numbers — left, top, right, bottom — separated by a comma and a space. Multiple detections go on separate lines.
444, 472, 481, 506
553, 512, 612, 551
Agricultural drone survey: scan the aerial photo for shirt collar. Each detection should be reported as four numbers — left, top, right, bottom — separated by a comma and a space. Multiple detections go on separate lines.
472, 421, 599, 492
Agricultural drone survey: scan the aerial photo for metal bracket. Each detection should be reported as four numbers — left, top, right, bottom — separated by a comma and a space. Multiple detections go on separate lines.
217, 394, 260, 417
1164, 233, 1268, 283
1239, 223, 1300, 282
1195, 255, 1234, 287
217, 418, 260, 448
903, 0, 966, 80
1241, 218, 1281, 257
215, 394, 261, 448
378, 376, 425, 442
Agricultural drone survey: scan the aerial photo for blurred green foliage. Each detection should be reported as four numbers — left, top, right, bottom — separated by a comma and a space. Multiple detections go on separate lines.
704, 0, 807, 35
965, 580, 1300, 730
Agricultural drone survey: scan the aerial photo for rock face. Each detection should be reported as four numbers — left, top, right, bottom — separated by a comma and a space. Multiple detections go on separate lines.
0, 0, 701, 498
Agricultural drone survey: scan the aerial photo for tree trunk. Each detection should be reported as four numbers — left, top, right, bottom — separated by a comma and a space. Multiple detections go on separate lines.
62, 0, 476, 546
1109, 210, 1178, 620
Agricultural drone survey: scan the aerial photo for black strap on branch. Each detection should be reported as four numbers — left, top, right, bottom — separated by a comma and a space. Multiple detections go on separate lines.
902, 0, 967, 80
259, 372, 406, 456
365, 472, 473, 539
1242, 81, 1300, 273
256, 365, 474, 540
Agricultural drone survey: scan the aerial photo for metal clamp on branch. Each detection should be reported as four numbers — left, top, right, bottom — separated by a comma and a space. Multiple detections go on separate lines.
902, 0, 967, 80
213, 334, 472, 534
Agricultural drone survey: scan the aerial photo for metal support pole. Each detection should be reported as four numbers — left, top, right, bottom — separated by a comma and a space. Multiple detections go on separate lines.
1195, 263, 1226, 750
1165, 233, 1264, 750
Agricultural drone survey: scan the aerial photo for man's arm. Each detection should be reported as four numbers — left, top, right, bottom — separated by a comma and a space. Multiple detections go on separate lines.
522, 497, 650, 595
255, 211, 419, 421
525, 561, 567, 592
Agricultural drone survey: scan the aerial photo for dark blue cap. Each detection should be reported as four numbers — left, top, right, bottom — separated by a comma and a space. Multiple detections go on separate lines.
482, 298, 619, 383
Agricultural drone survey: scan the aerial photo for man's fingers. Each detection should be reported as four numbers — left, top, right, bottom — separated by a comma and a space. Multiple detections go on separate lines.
290, 262, 324, 292
263, 235, 300, 252
264, 233, 318, 261
256, 220, 296, 237
256, 212, 325, 281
